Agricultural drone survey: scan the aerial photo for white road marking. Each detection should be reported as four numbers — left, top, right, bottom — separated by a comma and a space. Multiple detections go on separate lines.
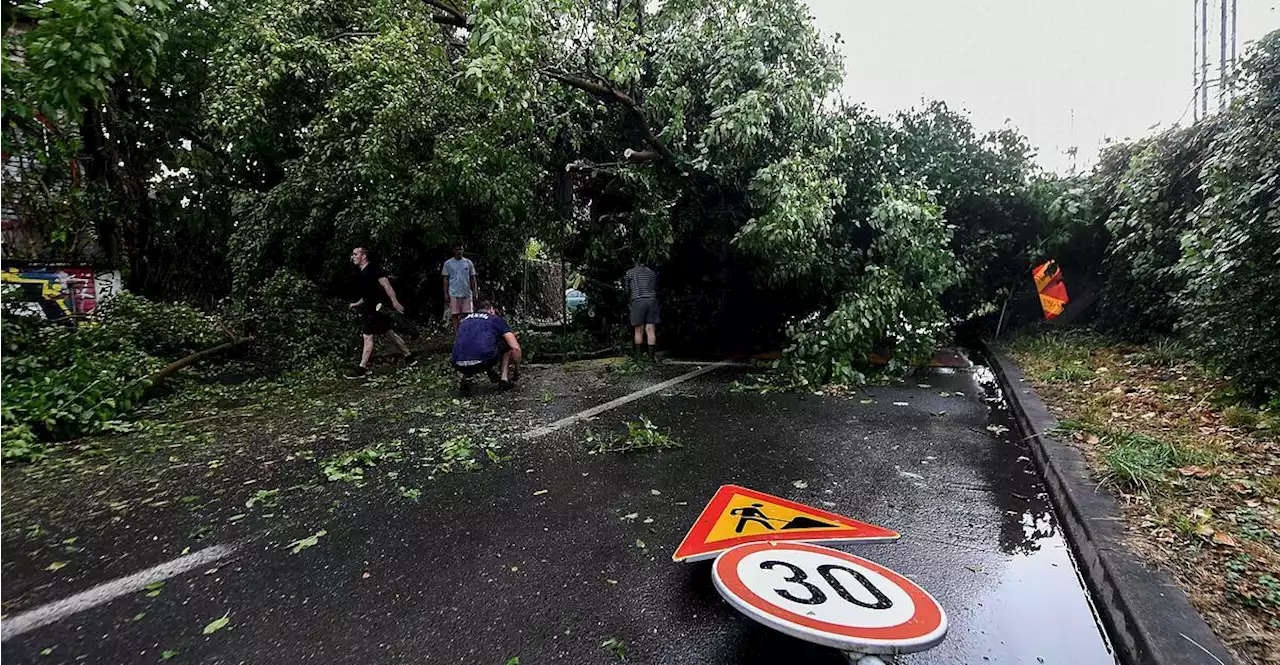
1, 543, 237, 641
521, 362, 730, 439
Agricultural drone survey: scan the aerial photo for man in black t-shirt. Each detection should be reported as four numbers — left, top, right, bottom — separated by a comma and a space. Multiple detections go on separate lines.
344, 247, 415, 379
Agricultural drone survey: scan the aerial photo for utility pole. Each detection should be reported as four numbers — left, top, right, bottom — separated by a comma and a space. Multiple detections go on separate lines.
1230, 0, 1238, 101
1201, 0, 1209, 119
1193, 0, 1200, 121
1219, 0, 1228, 110
1192, 0, 1240, 120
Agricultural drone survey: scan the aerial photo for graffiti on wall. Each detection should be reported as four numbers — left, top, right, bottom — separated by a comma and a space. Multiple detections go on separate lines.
1, 266, 124, 318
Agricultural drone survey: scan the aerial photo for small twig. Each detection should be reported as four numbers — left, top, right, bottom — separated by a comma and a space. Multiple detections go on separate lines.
214, 317, 241, 342
325, 31, 379, 42
1179, 632, 1226, 665
65, 378, 106, 405
565, 159, 628, 172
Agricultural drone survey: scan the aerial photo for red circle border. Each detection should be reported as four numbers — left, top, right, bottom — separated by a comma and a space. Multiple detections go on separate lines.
714, 542, 945, 642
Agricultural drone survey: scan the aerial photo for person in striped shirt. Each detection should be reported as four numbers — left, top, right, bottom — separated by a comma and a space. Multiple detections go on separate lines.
624, 259, 660, 361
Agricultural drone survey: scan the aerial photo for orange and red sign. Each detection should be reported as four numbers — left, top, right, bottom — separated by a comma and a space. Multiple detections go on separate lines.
1032, 260, 1070, 320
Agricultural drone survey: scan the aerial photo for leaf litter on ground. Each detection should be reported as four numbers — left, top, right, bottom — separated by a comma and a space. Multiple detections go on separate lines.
1008, 332, 1279, 664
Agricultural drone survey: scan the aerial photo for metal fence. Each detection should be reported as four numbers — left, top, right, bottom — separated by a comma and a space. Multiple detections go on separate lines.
518, 258, 566, 324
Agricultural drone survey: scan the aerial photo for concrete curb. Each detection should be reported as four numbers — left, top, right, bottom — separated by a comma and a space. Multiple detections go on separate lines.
981, 341, 1234, 665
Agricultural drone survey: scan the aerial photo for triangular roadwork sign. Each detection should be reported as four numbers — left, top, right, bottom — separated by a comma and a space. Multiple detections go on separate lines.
672, 485, 900, 562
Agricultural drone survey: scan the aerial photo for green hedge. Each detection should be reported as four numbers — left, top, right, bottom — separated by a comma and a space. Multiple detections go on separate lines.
1066, 30, 1280, 401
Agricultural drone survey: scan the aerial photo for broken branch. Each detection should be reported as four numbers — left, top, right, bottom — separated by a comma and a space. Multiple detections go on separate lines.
538, 69, 675, 162
421, 0, 469, 28
145, 337, 254, 386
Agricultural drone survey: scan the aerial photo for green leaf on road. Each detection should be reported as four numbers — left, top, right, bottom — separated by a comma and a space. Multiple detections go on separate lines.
144, 581, 165, 597
287, 529, 327, 554
161, 650, 178, 660
202, 613, 230, 635
601, 637, 627, 660
40, 647, 53, 656
504, 658, 519, 665
44, 561, 68, 571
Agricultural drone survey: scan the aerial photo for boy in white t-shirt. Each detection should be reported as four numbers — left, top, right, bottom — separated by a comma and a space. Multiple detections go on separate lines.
441, 244, 478, 331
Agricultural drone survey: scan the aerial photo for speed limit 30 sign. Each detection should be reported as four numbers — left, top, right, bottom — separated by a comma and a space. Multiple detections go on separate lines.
712, 541, 947, 654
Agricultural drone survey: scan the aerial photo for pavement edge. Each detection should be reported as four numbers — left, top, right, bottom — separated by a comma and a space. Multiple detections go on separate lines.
981, 340, 1234, 665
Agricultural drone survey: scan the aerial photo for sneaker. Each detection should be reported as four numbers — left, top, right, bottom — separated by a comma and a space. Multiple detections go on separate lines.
498, 378, 516, 391
344, 365, 369, 380
403, 352, 419, 367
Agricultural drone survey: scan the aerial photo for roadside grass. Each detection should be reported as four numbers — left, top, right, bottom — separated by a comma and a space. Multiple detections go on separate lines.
1131, 338, 1190, 368
1223, 405, 1263, 430
1039, 364, 1094, 383
1008, 330, 1279, 663
1098, 431, 1216, 493
1005, 330, 1106, 365
1006, 332, 1107, 384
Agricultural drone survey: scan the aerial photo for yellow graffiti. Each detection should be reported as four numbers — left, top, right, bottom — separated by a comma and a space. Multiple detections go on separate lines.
1, 268, 72, 316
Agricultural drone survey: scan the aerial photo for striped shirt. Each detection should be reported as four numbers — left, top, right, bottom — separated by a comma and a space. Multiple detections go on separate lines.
624, 265, 658, 301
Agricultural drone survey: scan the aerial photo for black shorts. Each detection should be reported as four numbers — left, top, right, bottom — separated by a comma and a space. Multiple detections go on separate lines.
361, 310, 393, 335
629, 297, 660, 326
452, 353, 503, 377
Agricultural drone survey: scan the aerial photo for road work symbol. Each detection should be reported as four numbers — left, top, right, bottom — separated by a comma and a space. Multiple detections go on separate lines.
730, 504, 837, 533
731, 504, 776, 533
672, 485, 899, 562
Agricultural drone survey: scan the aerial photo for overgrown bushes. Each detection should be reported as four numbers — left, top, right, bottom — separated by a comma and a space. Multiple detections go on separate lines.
1095, 123, 1220, 338
237, 269, 352, 367
779, 186, 956, 385
1175, 33, 1280, 402
1, 290, 224, 460
0, 269, 354, 461
1069, 30, 1280, 401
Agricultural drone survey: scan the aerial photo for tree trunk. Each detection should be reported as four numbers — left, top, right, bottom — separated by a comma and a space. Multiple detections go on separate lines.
145, 337, 254, 385
80, 104, 121, 267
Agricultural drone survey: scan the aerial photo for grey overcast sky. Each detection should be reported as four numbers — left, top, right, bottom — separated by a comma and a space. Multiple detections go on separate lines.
805, 0, 1279, 173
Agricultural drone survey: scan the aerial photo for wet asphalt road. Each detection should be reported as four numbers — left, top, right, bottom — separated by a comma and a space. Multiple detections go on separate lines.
1, 363, 1117, 664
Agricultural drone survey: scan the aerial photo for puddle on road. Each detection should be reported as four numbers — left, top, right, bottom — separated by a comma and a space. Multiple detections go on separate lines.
947, 355, 1118, 664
